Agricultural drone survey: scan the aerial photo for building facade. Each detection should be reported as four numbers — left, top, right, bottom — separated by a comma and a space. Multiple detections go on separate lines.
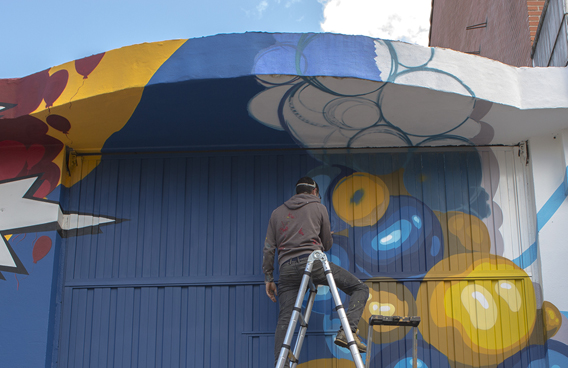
1, 33, 568, 367
429, 0, 541, 66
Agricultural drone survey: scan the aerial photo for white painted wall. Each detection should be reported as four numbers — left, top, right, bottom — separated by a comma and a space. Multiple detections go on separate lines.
529, 132, 568, 313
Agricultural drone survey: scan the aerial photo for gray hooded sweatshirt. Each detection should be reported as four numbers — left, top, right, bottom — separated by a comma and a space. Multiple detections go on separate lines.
262, 193, 333, 282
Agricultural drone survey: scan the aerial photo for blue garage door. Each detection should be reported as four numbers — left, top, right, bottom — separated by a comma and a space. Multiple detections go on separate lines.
56, 147, 538, 368
57, 151, 325, 368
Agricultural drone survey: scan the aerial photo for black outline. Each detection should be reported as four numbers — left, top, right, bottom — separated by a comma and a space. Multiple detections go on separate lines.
0, 235, 28, 275
0, 102, 16, 118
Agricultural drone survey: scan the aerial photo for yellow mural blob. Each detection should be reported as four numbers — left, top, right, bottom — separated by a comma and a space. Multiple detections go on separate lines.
332, 172, 389, 227
543, 300, 562, 339
368, 302, 396, 316
30, 40, 186, 187
495, 280, 522, 312
416, 255, 537, 365
454, 284, 498, 330
359, 280, 416, 344
447, 211, 491, 253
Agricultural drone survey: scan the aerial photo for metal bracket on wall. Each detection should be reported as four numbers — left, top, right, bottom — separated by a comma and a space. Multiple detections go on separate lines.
65, 147, 78, 175
466, 17, 488, 30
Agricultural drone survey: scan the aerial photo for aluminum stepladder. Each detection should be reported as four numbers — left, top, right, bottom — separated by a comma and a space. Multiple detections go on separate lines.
365, 315, 421, 368
275, 250, 365, 368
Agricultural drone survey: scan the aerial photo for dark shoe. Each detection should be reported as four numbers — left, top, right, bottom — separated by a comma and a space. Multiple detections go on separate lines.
334, 328, 367, 353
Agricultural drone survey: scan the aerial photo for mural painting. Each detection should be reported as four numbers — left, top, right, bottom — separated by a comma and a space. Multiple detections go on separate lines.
1, 32, 567, 367
270, 150, 558, 368
0, 40, 184, 367
247, 34, 567, 367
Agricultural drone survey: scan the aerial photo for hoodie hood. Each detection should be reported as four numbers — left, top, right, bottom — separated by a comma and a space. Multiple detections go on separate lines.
284, 193, 321, 210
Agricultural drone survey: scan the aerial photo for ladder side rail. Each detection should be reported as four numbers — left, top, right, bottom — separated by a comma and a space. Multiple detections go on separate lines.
289, 281, 318, 368
275, 260, 315, 368
412, 326, 417, 368
365, 324, 374, 368
317, 253, 365, 368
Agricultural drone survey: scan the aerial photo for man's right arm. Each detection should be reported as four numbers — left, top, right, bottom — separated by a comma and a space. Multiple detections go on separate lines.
263, 215, 278, 302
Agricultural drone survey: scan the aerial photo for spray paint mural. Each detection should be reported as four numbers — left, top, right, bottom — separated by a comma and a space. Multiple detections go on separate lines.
247, 34, 567, 367
1, 32, 568, 367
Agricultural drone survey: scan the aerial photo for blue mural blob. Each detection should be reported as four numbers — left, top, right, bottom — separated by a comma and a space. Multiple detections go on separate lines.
352, 189, 365, 204
544, 341, 568, 368
372, 220, 412, 251
430, 236, 441, 257
364, 336, 452, 368
394, 357, 425, 368
253, 33, 382, 82
412, 215, 422, 229
403, 149, 491, 219
353, 195, 444, 275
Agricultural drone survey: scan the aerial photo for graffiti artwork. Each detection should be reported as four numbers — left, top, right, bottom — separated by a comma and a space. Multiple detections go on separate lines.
1, 32, 568, 367
247, 34, 568, 367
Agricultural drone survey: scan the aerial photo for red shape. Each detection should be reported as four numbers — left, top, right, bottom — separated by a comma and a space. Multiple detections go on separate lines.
46, 114, 71, 134
33, 180, 52, 199
44, 70, 69, 108
0, 116, 64, 197
0, 70, 50, 118
32, 236, 52, 263
0, 140, 27, 180
75, 53, 105, 79
26, 144, 45, 169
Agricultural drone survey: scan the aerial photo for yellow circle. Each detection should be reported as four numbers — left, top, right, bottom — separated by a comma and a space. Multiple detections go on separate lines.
416, 255, 537, 365
332, 172, 389, 227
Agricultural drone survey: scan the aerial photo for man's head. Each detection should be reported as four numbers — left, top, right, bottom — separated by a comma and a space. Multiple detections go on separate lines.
296, 177, 319, 196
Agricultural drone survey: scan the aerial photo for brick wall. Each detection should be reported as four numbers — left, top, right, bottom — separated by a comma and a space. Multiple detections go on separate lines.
429, 0, 534, 66
527, 0, 546, 43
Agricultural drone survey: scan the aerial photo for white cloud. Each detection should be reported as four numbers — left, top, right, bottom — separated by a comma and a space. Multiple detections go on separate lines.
319, 0, 431, 46
257, 0, 269, 17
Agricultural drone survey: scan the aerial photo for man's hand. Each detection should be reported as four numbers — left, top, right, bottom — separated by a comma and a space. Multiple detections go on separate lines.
265, 282, 278, 302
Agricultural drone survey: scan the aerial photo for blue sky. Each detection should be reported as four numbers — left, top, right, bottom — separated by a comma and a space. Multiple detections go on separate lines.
0, 0, 430, 78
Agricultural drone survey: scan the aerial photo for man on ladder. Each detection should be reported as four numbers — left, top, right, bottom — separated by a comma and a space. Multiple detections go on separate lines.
263, 177, 369, 367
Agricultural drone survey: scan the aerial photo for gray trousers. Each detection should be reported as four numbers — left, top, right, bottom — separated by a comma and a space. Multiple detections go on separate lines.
274, 255, 369, 365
